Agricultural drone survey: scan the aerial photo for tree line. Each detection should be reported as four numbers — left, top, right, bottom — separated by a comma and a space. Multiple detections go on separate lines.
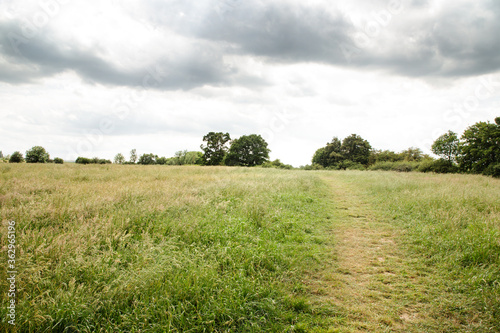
309, 117, 500, 177
1, 146, 64, 164
84, 132, 272, 167
3, 117, 498, 177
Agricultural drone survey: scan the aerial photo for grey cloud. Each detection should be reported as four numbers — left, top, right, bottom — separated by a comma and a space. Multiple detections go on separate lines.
149, 0, 354, 64
149, 0, 500, 78
2, 0, 500, 89
0, 20, 264, 89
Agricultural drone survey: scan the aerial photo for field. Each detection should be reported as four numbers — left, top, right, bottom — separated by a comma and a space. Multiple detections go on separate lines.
0, 164, 499, 332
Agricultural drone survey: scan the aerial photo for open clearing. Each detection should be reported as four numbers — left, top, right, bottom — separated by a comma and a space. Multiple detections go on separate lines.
1, 165, 499, 332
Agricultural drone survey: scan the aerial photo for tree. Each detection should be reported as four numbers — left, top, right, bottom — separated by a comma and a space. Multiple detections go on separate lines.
168, 150, 203, 165
458, 118, 500, 173
186, 151, 204, 165
9, 151, 24, 163
138, 153, 157, 165
25, 146, 50, 163
114, 153, 125, 164
130, 149, 138, 164
341, 134, 372, 165
156, 156, 167, 165
432, 131, 459, 162
368, 149, 403, 164
54, 157, 64, 164
200, 132, 231, 165
225, 134, 270, 166
312, 135, 371, 168
312, 137, 343, 168
399, 147, 424, 162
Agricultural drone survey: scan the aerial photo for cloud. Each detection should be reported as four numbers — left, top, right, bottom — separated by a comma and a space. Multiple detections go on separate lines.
146, 0, 500, 78
0, 18, 264, 89
1, 0, 500, 91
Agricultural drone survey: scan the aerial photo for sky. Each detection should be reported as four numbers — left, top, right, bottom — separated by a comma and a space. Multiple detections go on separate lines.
1, 0, 500, 167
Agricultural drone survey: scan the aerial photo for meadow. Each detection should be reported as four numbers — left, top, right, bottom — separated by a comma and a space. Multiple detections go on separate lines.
0, 164, 499, 332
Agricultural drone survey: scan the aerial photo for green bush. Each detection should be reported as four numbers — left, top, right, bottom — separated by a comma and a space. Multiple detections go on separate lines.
9, 151, 24, 163
368, 161, 420, 172
76, 157, 111, 164
418, 159, 458, 174
54, 157, 64, 164
262, 159, 294, 169
302, 164, 324, 170
483, 163, 500, 178
343, 161, 366, 170
75, 157, 91, 164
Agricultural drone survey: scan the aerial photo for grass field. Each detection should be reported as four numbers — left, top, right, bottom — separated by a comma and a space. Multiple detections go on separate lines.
1, 164, 499, 332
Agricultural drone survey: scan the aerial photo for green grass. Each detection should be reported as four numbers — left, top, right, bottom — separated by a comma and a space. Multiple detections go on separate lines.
1, 165, 499, 332
0, 164, 336, 332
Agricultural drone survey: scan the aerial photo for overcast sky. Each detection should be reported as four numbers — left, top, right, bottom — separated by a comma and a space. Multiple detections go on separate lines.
1, 0, 500, 166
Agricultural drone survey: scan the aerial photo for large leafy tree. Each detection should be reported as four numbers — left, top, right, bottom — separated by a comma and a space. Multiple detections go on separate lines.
225, 134, 270, 166
458, 118, 500, 173
312, 137, 343, 167
138, 153, 157, 165
312, 135, 371, 168
200, 132, 231, 165
432, 131, 459, 162
25, 146, 50, 163
341, 134, 372, 165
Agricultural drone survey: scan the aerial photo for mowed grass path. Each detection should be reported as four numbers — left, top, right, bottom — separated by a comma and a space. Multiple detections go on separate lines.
1, 165, 499, 332
316, 171, 500, 332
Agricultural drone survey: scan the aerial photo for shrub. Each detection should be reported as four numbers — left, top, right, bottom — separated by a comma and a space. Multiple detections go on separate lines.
54, 157, 64, 164
369, 161, 419, 172
9, 151, 24, 163
75, 157, 111, 164
416, 159, 435, 173
76, 157, 91, 164
302, 164, 324, 170
392, 162, 416, 172
419, 159, 458, 174
262, 159, 294, 169
436, 160, 459, 174
340, 160, 365, 170
483, 163, 500, 178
